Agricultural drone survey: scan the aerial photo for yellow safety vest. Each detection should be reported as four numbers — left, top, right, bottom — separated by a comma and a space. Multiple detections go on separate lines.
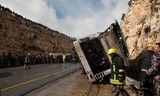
25, 56, 31, 63
110, 63, 125, 85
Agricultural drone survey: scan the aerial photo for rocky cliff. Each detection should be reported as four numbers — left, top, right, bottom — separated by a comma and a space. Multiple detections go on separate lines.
120, 0, 160, 59
0, 5, 75, 54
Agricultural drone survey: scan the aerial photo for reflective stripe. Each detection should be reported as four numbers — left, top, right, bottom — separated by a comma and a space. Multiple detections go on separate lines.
110, 63, 125, 85
25, 56, 30, 62
118, 75, 123, 77
113, 65, 115, 72
119, 69, 124, 72
110, 79, 125, 85
114, 74, 116, 80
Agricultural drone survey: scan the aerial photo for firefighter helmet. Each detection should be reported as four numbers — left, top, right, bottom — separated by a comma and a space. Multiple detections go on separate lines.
108, 48, 117, 55
27, 52, 30, 55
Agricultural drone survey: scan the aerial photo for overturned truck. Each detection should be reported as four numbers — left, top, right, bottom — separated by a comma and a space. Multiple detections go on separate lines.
73, 21, 152, 92
73, 21, 129, 83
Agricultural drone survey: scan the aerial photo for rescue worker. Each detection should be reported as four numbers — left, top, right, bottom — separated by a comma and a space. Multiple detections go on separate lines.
24, 52, 31, 70
108, 48, 129, 96
146, 37, 160, 96
62, 53, 67, 68
62, 53, 66, 63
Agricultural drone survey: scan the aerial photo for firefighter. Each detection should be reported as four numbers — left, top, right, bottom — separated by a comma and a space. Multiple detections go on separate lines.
62, 53, 67, 68
24, 52, 31, 70
62, 53, 66, 63
146, 37, 160, 96
108, 48, 129, 96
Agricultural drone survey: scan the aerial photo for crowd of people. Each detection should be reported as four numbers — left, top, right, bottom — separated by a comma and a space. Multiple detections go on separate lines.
0, 52, 79, 69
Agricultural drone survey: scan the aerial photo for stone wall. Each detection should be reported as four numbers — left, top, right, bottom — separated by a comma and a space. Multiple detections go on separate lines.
120, 0, 160, 59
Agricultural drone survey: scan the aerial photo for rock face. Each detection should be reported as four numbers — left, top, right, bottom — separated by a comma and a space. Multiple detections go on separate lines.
0, 5, 75, 54
120, 0, 160, 59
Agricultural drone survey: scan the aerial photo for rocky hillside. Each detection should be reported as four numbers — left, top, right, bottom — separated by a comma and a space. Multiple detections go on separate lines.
0, 5, 75, 54
120, 0, 160, 59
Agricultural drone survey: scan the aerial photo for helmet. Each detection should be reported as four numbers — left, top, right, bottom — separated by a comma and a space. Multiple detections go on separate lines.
108, 48, 117, 55
27, 52, 30, 55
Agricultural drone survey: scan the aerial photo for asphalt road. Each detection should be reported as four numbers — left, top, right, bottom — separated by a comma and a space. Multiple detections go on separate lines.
26, 70, 114, 96
0, 63, 81, 96
25, 70, 136, 96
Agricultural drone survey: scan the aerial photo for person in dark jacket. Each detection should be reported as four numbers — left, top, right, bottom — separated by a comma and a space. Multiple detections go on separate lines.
146, 38, 160, 96
108, 48, 129, 96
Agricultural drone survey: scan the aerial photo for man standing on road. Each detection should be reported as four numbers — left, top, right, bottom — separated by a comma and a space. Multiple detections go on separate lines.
146, 37, 160, 96
24, 52, 31, 70
63, 53, 66, 63
108, 48, 129, 96
62, 53, 67, 68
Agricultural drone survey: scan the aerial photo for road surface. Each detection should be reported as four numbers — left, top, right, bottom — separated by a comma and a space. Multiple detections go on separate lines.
26, 71, 136, 96
0, 63, 80, 96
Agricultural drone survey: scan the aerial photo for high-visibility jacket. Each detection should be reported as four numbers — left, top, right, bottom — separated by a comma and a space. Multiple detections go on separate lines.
25, 55, 31, 63
63, 54, 66, 63
110, 54, 125, 85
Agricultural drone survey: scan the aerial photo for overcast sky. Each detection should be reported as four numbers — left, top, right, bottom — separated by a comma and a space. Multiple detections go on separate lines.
0, 0, 129, 38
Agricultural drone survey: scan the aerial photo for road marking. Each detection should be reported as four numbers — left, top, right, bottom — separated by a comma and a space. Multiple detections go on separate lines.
1, 67, 77, 92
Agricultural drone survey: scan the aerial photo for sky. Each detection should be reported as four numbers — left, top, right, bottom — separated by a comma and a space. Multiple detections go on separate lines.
0, 0, 129, 38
